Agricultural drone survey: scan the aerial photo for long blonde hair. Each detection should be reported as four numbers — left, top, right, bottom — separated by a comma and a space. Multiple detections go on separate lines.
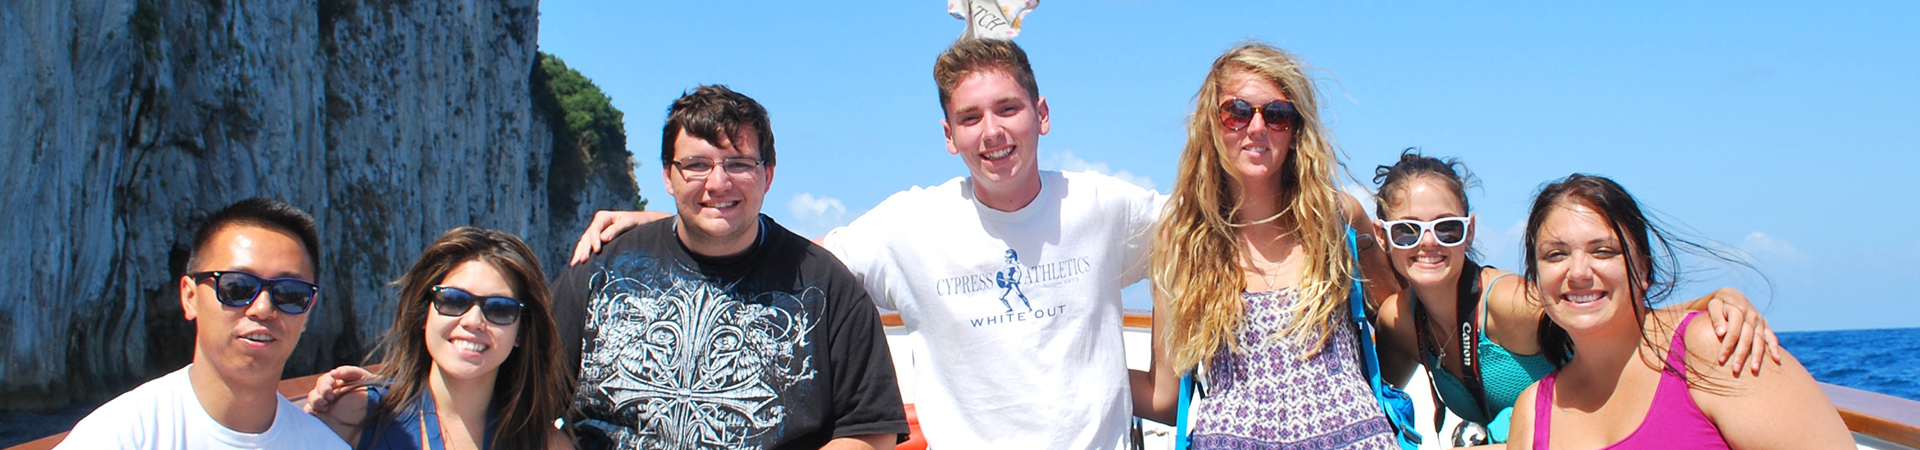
1153, 42, 1354, 371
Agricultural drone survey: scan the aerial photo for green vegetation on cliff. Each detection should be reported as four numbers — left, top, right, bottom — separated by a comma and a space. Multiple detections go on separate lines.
533, 52, 645, 213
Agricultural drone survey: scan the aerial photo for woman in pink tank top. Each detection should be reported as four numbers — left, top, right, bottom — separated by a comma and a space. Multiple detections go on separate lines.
1504, 174, 1852, 450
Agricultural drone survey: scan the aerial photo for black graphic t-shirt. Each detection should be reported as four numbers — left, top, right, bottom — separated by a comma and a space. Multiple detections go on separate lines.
552, 215, 907, 450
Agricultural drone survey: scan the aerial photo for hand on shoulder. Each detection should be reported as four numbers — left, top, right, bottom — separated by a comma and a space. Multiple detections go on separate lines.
569, 210, 670, 266
1671, 310, 1853, 450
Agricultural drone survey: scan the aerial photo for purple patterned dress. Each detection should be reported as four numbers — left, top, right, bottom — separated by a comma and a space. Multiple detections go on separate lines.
1188, 289, 1397, 449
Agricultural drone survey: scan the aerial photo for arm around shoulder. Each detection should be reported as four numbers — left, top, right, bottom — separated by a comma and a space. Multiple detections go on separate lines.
313, 387, 370, 444
1131, 291, 1182, 424
1339, 192, 1401, 311
1679, 316, 1852, 450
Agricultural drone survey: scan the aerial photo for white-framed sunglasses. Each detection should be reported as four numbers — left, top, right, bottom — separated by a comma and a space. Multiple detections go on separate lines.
1380, 216, 1472, 249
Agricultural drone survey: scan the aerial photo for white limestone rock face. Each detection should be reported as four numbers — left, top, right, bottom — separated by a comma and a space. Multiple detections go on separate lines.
0, 0, 638, 408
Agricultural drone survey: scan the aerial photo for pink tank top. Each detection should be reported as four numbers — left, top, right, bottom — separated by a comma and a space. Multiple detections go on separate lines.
1532, 312, 1730, 449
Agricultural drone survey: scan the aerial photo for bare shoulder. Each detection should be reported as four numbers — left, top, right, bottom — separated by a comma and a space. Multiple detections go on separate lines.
545, 427, 577, 450
1337, 191, 1370, 227
1481, 267, 1536, 323
1669, 312, 1854, 449
1482, 267, 1543, 354
1676, 310, 1731, 371
1509, 381, 1543, 448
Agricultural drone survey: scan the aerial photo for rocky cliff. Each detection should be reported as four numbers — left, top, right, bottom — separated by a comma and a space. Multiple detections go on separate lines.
0, 0, 640, 410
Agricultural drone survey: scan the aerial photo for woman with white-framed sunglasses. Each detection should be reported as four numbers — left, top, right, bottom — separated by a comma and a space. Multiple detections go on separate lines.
1365, 149, 1784, 446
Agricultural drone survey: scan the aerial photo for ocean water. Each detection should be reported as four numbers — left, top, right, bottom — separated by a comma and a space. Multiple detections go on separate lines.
1, 328, 1914, 447
1779, 326, 1920, 402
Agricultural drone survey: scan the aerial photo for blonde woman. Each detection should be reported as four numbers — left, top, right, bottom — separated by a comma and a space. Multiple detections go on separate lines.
1131, 42, 1406, 449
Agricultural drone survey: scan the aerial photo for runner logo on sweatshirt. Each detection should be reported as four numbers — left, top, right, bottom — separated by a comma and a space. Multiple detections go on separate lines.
996, 249, 1031, 312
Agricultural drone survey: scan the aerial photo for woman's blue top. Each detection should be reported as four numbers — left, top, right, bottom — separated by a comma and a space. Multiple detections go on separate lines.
357, 385, 497, 450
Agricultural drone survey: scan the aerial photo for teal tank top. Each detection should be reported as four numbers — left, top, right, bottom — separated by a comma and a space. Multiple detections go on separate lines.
1424, 273, 1556, 425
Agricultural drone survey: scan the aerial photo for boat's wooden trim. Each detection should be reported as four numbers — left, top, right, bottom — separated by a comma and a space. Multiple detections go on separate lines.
1823, 382, 1920, 449
1124, 313, 1153, 329
4, 368, 360, 450
4, 434, 59, 450
879, 312, 1155, 329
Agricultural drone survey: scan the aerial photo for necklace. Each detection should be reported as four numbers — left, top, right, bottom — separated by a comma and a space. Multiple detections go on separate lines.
1242, 231, 1294, 292
1430, 314, 1456, 360
1414, 292, 1458, 361
1257, 261, 1283, 292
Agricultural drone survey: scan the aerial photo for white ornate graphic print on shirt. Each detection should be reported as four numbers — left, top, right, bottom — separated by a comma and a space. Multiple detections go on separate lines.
575, 256, 819, 449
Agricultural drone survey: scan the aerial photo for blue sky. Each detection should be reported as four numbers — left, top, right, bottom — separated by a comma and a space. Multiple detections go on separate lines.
538, 1, 1919, 331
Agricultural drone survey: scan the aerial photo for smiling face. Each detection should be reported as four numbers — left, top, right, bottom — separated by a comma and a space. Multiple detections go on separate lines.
1533, 201, 1642, 337
943, 68, 1049, 207
424, 259, 520, 384
179, 224, 315, 387
664, 127, 773, 256
1217, 71, 1294, 187
1383, 175, 1477, 290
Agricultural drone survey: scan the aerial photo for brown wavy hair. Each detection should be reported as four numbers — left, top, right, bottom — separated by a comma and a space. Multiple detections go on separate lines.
363, 227, 571, 449
933, 38, 1041, 117
1154, 42, 1354, 372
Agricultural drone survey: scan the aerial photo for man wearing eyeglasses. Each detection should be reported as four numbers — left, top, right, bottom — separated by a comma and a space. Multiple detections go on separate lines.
570, 39, 1165, 449
58, 198, 347, 449
548, 85, 907, 450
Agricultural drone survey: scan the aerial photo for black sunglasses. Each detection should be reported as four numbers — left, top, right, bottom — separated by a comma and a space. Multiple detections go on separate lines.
1218, 98, 1300, 132
190, 271, 320, 315
431, 286, 525, 326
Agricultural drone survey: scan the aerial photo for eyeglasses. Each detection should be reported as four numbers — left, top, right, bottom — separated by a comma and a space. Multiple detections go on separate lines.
1382, 216, 1472, 249
190, 271, 320, 315
1217, 98, 1299, 132
670, 157, 764, 181
430, 286, 525, 326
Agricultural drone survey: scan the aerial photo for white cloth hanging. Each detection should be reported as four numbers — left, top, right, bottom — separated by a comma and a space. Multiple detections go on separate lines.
947, 0, 1038, 40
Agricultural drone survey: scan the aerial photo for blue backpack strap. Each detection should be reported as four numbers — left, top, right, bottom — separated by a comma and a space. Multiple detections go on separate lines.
1348, 226, 1423, 449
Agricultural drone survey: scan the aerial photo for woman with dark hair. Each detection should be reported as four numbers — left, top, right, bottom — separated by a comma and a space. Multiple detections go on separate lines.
1507, 174, 1849, 449
1131, 41, 1407, 449
311, 227, 573, 449
1368, 150, 1781, 445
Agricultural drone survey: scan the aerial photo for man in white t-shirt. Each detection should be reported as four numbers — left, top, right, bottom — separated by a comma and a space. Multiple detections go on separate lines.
58, 198, 347, 449
573, 39, 1164, 449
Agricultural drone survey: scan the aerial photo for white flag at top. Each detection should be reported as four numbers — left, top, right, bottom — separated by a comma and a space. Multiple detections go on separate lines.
948, 0, 1038, 40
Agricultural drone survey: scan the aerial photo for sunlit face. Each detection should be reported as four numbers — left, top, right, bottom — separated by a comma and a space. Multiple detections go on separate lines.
1533, 201, 1640, 336
1383, 176, 1476, 290
1218, 71, 1294, 187
424, 260, 520, 383
663, 127, 773, 254
179, 225, 316, 387
943, 69, 1049, 197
